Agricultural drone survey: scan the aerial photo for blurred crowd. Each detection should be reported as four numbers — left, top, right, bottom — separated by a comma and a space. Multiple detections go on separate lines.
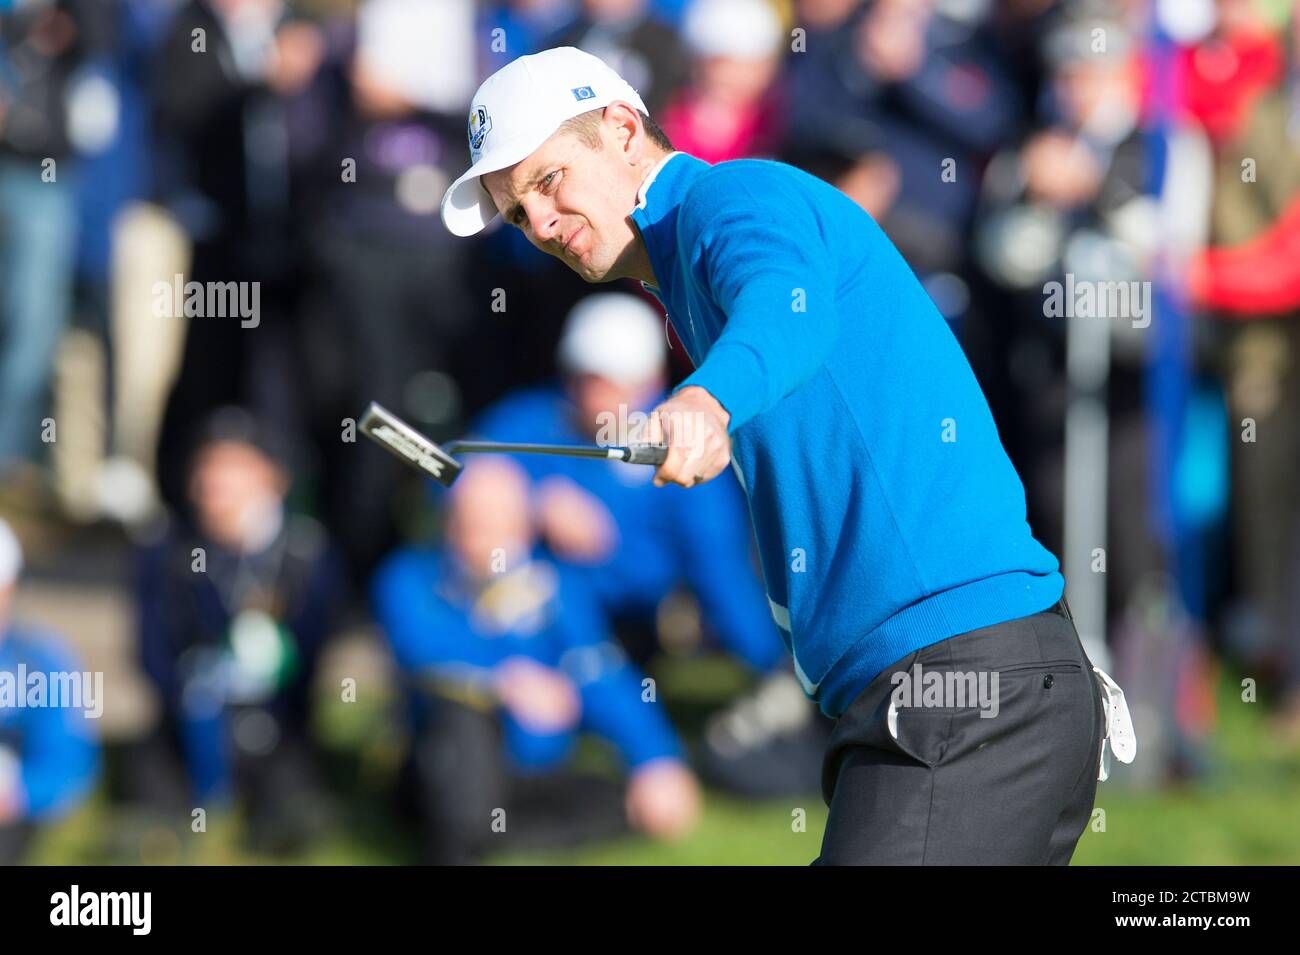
3, 0, 1300, 863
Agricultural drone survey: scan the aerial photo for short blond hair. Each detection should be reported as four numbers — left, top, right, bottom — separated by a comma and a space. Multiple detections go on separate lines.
558, 106, 675, 152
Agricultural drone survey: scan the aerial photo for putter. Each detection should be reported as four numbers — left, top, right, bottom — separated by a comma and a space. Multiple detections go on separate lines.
358, 401, 668, 487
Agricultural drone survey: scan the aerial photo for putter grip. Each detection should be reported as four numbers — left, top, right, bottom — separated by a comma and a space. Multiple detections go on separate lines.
625, 444, 668, 466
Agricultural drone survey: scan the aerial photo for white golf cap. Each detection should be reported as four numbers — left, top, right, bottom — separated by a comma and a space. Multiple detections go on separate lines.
0, 518, 22, 589
558, 293, 666, 386
440, 46, 649, 238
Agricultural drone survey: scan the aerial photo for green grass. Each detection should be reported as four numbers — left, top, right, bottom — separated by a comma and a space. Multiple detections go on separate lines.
491, 795, 827, 866
24, 662, 1300, 865
1071, 669, 1300, 866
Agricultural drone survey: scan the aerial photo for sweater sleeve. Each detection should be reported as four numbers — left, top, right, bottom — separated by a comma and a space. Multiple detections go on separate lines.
550, 568, 683, 769
676, 166, 842, 431
575, 662, 683, 770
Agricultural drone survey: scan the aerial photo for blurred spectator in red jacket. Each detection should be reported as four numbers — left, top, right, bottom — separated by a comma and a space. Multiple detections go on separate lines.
1151, 0, 1284, 150
658, 0, 786, 164
1188, 0, 1300, 316
1187, 0, 1300, 741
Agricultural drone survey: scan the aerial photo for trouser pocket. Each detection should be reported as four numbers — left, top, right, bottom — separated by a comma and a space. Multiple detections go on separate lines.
886, 658, 1086, 767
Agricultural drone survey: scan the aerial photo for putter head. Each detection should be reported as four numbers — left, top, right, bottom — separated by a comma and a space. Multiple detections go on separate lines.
359, 402, 464, 487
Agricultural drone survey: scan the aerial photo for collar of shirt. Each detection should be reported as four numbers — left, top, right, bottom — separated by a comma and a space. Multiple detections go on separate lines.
629, 151, 710, 303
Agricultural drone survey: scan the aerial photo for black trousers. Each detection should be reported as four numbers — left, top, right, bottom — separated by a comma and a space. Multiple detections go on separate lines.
409, 692, 630, 865
816, 600, 1104, 865
124, 711, 331, 856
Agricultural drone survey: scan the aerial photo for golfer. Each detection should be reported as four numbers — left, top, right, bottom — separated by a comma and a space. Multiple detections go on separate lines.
441, 47, 1126, 865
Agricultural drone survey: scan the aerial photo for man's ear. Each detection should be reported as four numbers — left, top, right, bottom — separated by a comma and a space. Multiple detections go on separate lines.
606, 102, 646, 163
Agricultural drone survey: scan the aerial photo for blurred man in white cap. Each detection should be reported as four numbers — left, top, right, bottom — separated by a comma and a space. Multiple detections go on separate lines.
0, 518, 100, 863
440, 45, 1123, 864
476, 292, 764, 639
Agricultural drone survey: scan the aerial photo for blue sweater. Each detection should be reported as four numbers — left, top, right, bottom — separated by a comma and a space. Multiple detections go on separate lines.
474, 383, 785, 673
631, 152, 1064, 718
372, 547, 682, 771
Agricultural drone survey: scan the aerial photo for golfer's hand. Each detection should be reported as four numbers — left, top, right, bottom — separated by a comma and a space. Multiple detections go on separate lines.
625, 758, 700, 840
493, 657, 581, 733
642, 386, 731, 488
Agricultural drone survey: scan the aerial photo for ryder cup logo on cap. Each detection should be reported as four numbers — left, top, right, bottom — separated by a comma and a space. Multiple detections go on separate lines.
468, 106, 493, 158
440, 47, 649, 238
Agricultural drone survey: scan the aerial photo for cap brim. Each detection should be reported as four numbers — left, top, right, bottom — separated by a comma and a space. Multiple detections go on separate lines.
440, 139, 541, 238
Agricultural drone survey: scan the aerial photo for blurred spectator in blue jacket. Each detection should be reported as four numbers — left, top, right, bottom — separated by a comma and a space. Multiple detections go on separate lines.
373, 456, 699, 863
478, 0, 579, 63
130, 407, 346, 854
475, 292, 826, 797
0, 518, 100, 864
780, 0, 1020, 324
